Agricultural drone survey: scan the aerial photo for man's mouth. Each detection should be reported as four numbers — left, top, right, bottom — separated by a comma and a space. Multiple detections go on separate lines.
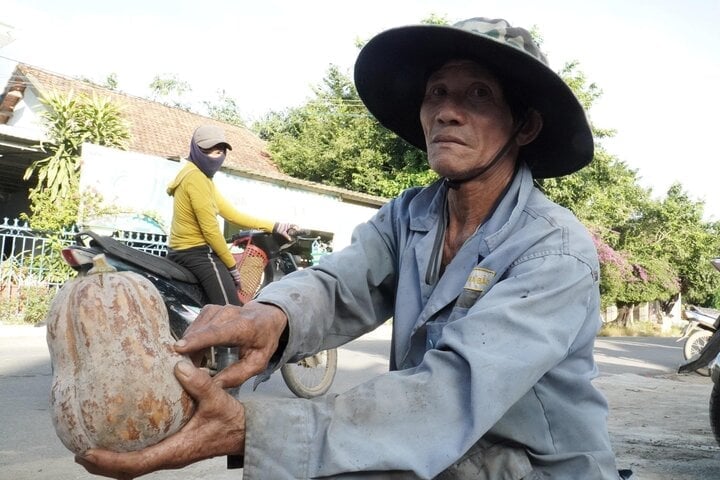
431, 134, 465, 146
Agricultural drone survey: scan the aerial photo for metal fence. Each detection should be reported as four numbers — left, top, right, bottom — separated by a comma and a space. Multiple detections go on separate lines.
0, 217, 168, 298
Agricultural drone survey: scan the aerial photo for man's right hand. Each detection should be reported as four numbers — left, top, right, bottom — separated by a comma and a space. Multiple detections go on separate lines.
174, 301, 288, 389
76, 360, 245, 479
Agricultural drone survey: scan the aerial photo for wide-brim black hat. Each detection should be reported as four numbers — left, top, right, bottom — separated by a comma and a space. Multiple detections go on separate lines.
354, 18, 593, 178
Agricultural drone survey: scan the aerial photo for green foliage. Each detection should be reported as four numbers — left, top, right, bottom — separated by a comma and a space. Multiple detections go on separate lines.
15, 90, 131, 317
543, 128, 718, 306
254, 65, 435, 197
149, 74, 192, 111
536, 61, 718, 307
38, 237, 76, 284
204, 90, 246, 127
104, 73, 119, 90
540, 146, 648, 228
77, 73, 119, 91
709, 285, 720, 309
620, 185, 720, 305
24, 91, 130, 206
0, 251, 62, 325
22, 91, 130, 230
0, 286, 54, 325
421, 13, 450, 25
21, 186, 82, 232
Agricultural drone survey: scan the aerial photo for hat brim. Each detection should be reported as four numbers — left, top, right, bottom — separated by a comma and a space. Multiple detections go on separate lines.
354, 24, 593, 178
197, 140, 232, 151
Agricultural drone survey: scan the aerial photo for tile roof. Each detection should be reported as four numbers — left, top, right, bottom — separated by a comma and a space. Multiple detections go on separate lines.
3, 63, 387, 206
12, 63, 280, 176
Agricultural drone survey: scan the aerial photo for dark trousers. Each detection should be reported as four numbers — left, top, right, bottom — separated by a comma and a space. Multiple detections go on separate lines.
167, 245, 241, 306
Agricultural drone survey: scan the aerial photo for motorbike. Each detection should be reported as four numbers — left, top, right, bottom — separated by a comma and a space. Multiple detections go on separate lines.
60, 228, 338, 399
677, 304, 720, 376
678, 258, 720, 446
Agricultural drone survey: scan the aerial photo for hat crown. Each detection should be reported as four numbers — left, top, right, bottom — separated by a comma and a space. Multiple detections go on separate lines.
453, 17, 549, 67
192, 125, 232, 150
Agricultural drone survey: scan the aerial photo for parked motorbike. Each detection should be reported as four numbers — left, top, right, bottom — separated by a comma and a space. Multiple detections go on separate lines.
678, 304, 720, 375
678, 258, 720, 446
60, 229, 338, 399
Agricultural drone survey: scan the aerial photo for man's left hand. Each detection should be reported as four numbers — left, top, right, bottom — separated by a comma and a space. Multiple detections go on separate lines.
75, 361, 245, 479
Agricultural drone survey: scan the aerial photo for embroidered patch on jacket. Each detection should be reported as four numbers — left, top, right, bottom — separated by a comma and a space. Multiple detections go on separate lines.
456, 267, 496, 309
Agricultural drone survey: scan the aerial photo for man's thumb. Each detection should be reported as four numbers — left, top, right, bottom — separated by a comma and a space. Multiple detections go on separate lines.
174, 360, 214, 399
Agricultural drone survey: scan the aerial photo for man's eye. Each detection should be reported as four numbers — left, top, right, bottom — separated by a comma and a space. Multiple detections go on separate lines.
469, 87, 490, 98
428, 86, 446, 96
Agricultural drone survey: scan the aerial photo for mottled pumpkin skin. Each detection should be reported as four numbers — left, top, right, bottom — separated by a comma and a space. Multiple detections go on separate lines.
46, 268, 195, 454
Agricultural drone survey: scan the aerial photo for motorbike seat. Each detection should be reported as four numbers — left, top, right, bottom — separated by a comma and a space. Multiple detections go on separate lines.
77, 230, 198, 284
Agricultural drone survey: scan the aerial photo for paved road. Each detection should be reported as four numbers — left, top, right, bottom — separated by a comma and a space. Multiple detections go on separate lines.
0, 323, 694, 479
0, 323, 392, 480
594, 336, 686, 376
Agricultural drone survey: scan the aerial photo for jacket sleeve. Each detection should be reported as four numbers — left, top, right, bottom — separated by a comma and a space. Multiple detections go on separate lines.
246, 233, 599, 479
255, 204, 398, 365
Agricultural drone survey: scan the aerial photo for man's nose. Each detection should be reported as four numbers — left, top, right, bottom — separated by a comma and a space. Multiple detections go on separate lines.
434, 95, 467, 124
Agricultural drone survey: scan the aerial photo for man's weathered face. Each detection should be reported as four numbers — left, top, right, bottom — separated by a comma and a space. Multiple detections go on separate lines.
420, 60, 517, 181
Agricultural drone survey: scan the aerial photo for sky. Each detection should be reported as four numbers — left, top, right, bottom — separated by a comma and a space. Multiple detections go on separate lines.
1, 0, 719, 220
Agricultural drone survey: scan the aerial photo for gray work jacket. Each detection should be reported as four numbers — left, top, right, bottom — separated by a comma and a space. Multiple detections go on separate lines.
245, 164, 619, 479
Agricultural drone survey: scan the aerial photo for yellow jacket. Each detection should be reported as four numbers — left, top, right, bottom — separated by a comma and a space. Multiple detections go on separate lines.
167, 162, 274, 268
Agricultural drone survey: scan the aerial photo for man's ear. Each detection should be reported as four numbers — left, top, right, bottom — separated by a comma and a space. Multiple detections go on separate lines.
516, 109, 543, 146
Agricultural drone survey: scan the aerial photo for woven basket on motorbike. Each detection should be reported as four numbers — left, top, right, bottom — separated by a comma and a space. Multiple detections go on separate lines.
232, 242, 268, 305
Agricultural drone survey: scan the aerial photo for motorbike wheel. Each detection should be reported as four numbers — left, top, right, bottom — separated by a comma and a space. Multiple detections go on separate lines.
711, 381, 720, 446
684, 329, 713, 376
280, 348, 338, 399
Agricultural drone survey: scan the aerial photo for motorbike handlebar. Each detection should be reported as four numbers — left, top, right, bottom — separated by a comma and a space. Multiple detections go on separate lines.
230, 228, 315, 246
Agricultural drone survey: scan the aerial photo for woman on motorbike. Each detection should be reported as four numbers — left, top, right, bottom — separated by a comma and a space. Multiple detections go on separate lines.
166, 124, 295, 306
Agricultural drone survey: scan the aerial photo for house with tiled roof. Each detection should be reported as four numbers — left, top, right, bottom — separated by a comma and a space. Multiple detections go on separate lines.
0, 63, 386, 248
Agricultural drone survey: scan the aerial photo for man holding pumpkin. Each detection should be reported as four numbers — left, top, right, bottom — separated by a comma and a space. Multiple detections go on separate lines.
76, 17, 626, 479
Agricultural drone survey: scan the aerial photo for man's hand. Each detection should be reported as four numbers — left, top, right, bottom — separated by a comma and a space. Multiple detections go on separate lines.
176, 301, 288, 389
75, 361, 245, 479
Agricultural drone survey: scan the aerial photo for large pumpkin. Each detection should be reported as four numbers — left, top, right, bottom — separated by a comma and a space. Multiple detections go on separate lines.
46, 254, 195, 454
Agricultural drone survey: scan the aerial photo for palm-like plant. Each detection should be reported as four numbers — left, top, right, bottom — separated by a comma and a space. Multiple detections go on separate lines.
24, 91, 130, 202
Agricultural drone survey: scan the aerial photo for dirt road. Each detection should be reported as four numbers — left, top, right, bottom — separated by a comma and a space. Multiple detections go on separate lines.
595, 372, 718, 479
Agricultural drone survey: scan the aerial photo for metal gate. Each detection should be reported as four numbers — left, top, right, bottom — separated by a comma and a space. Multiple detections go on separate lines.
0, 217, 168, 295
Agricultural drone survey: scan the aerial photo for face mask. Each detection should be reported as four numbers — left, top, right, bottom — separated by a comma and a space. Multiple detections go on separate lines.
188, 140, 225, 178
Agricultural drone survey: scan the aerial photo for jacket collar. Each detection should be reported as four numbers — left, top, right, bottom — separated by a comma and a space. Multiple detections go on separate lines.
407, 163, 534, 243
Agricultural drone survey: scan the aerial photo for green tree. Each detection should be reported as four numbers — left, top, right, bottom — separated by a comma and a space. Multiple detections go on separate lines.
149, 74, 192, 111
22, 91, 130, 230
103, 73, 119, 91
77, 72, 119, 91
254, 65, 433, 197
620, 184, 720, 305
203, 89, 246, 127
538, 60, 688, 307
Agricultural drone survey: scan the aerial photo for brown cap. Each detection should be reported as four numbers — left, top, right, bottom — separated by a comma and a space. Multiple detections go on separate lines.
192, 125, 232, 150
